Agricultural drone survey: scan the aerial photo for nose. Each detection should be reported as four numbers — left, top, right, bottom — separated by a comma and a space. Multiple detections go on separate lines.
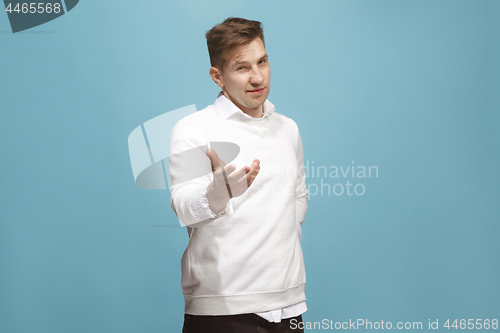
249, 67, 265, 85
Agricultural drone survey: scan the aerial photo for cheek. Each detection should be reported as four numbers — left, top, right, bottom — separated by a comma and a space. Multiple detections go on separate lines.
226, 76, 245, 89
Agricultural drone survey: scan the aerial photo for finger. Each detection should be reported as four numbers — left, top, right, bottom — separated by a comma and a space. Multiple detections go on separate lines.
233, 162, 260, 191
213, 164, 237, 185
251, 159, 260, 168
223, 165, 250, 198
248, 159, 260, 175
228, 166, 249, 181
221, 164, 237, 199
232, 168, 258, 193
242, 160, 259, 175
220, 167, 233, 198
226, 166, 248, 194
206, 148, 226, 171
246, 168, 260, 187
224, 164, 237, 175
245, 161, 260, 186
206, 148, 215, 172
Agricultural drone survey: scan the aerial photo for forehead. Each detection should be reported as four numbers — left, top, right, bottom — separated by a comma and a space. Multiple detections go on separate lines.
225, 38, 267, 66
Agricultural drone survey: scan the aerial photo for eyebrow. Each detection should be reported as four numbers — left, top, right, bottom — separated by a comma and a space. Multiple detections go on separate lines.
233, 54, 268, 67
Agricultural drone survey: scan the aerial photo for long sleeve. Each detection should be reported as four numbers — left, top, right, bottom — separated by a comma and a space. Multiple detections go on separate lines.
169, 117, 232, 227
295, 129, 308, 240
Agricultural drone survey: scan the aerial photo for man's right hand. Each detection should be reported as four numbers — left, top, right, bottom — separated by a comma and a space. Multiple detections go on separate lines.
205, 148, 260, 215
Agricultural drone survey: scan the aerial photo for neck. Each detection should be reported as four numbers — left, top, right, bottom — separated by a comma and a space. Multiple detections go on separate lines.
243, 105, 264, 118
222, 91, 264, 118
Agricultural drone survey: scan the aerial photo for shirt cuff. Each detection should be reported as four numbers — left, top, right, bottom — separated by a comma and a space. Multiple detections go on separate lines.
188, 184, 233, 222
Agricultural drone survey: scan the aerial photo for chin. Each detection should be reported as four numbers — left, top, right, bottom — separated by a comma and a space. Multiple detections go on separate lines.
250, 101, 266, 109
256, 93, 268, 102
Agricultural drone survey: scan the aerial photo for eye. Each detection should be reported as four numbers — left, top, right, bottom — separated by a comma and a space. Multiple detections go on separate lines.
259, 58, 267, 64
237, 66, 246, 71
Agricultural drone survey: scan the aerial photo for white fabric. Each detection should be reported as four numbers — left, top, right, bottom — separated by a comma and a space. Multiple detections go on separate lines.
169, 94, 308, 320
255, 301, 307, 323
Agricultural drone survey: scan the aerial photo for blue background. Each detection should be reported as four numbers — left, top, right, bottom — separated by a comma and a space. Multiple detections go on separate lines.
1, 0, 498, 332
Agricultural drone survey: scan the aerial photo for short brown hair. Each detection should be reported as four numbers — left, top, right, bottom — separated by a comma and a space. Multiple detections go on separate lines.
206, 17, 265, 70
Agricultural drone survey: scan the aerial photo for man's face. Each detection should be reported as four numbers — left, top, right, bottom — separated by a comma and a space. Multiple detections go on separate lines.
214, 38, 270, 117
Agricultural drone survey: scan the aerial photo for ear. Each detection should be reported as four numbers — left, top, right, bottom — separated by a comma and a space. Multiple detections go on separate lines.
209, 67, 224, 88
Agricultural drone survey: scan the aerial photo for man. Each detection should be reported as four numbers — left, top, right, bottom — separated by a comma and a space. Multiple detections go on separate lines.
169, 17, 308, 333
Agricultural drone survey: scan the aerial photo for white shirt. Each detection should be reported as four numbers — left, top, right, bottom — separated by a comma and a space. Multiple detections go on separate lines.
169, 93, 308, 320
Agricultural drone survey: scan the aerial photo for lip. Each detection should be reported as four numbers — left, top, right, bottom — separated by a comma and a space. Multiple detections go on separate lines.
247, 87, 266, 95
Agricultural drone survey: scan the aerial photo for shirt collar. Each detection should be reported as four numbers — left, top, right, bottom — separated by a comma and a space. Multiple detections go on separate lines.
214, 91, 275, 120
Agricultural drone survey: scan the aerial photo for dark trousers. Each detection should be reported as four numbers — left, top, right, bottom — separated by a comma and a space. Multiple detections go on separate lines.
182, 313, 304, 333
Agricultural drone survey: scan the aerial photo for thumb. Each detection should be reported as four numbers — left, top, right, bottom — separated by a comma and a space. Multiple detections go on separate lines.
206, 148, 225, 171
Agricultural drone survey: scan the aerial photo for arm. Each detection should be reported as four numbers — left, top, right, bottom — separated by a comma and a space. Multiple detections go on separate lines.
295, 130, 308, 240
169, 118, 260, 227
169, 118, 227, 227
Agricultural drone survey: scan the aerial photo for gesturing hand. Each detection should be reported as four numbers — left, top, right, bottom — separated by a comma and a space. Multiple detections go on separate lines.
205, 148, 260, 214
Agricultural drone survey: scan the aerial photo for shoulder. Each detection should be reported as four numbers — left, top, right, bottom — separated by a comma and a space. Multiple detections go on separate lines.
175, 105, 217, 125
172, 105, 217, 133
169, 105, 219, 153
270, 111, 300, 132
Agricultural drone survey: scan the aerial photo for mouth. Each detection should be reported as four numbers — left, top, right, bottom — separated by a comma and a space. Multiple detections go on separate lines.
247, 87, 266, 95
